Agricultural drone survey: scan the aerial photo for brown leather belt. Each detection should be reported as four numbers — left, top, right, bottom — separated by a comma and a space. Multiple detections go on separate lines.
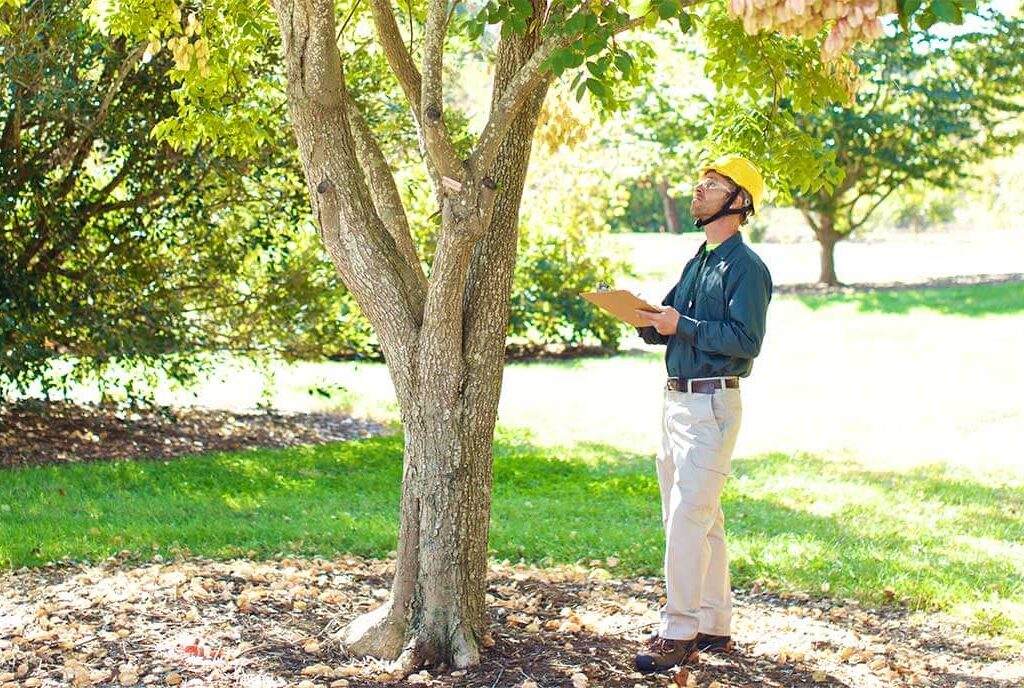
666, 377, 740, 394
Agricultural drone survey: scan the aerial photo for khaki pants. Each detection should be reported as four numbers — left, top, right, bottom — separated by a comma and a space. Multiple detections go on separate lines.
655, 385, 743, 640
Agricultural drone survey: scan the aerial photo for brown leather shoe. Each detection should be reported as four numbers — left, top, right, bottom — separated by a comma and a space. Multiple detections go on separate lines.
634, 636, 700, 673
694, 632, 733, 653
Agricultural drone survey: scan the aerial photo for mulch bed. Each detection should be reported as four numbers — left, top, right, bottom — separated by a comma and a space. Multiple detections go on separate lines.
0, 402, 389, 470
1, 555, 1021, 688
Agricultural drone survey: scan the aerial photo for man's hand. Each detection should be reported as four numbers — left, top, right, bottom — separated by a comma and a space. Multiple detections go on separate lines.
636, 306, 680, 336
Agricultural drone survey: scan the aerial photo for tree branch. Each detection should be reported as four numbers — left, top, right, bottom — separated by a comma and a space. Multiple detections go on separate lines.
344, 89, 428, 290
369, 0, 423, 114
847, 175, 907, 233
272, 0, 427, 390
799, 206, 821, 235
420, 0, 463, 181
47, 42, 146, 171
367, 0, 447, 193
469, 10, 650, 177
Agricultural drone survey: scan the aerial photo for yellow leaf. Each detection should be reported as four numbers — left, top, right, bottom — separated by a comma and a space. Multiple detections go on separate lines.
301, 663, 333, 678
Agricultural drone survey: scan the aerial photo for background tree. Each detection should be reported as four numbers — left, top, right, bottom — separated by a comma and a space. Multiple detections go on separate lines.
62, 0, 975, 671
784, 12, 1024, 284
0, 1, 356, 399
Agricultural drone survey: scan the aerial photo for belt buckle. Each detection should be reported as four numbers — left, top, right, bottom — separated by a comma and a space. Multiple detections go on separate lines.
667, 378, 694, 393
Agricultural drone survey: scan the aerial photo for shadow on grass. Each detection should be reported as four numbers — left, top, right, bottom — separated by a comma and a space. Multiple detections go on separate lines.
794, 280, 1024, 317
1, 435, 1022, 640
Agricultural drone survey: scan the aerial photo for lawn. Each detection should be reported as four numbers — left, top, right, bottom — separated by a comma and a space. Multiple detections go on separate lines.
2, 280, 1023, 645
2, 433, 1022, 642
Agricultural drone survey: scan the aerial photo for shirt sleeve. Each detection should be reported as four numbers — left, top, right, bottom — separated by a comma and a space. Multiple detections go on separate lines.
673, 262, 772, 358
636, 326, 669, 345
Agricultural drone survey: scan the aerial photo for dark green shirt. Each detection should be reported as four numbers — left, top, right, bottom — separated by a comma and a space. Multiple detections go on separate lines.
638, 231, 773, 378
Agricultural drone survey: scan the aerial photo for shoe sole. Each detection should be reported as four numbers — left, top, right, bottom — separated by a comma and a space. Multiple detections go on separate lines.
634, 650, 700, 674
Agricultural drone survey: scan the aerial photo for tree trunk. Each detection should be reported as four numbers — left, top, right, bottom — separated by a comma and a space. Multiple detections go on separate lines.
341, 384, 496, 667
324, 0, 549, 670
816, 213, 841, 286
656, 178, 681, 234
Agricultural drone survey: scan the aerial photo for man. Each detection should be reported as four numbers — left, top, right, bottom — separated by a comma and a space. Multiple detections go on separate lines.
633, 155, 773, 673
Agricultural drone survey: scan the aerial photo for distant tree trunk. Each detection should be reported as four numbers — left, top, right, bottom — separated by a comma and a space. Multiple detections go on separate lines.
656, 178, 681, 234
801, 207, 842, 286
816, 214, 841, 286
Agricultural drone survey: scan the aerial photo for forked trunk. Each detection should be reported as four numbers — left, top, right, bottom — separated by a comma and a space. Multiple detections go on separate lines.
271, 0, 547, 668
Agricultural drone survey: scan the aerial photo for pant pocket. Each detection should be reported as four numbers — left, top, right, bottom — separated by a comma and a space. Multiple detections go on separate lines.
689, 402, 732, 476
677, 457, 729, 510
711, 389, 741, 438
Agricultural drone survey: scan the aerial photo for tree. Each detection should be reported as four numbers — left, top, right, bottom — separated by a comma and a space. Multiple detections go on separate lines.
784, 12, 1024, 284
0, 1, 356, 399
78, 0, 973, 670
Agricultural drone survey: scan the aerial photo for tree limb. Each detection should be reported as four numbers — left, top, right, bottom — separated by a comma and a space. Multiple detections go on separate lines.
344, 89, 428, 290
368, 0, 446, 192
847, 175, 907, 233
273, 0, 426, 391
47, 42, 146, 172
420, 0, 463, 181
369, 0, 423, 114
469, 10, 651, 177
799, 206, 821, 235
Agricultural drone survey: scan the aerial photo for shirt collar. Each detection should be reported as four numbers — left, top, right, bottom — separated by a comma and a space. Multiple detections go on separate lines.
709, 231, 743, 259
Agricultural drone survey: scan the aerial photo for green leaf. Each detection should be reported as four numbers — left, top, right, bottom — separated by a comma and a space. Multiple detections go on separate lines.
644, 11, 659, 28
585, 77, 610, 98
627, 0, 651, 16
614, 52, 633, 78
677, 11, 692, 32
898, 0, 923, 28
565, 13, 585, 34
916, 7, 938, 29
931, 0, 962, 23
583, 35, 607, 56
512, 0, 532, 17
658, 0, 677, 19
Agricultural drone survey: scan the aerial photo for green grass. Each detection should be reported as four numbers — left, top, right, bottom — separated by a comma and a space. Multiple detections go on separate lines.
795, 281, 1024, 317
2, 433, 1022, 641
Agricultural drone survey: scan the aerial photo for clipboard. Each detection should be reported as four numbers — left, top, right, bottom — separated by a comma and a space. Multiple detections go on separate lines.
580, 290, 662, 327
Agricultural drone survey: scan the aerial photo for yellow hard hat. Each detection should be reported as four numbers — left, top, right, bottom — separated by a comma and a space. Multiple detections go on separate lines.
700, 154, 765, 214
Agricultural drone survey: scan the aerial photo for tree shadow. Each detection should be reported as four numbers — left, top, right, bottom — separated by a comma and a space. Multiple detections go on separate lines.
792, 279, 1024, 317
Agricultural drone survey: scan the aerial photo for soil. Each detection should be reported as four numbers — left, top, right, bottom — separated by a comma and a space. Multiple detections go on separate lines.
3, 287, 1023, 688
1, 555, 1020, 688
0, 401, 389, 470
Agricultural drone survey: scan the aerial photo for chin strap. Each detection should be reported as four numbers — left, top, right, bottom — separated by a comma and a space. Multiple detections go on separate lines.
694, 187, 754, 228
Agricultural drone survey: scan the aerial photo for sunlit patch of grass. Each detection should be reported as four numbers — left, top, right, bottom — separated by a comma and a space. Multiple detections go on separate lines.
796, 281, 1024, 317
